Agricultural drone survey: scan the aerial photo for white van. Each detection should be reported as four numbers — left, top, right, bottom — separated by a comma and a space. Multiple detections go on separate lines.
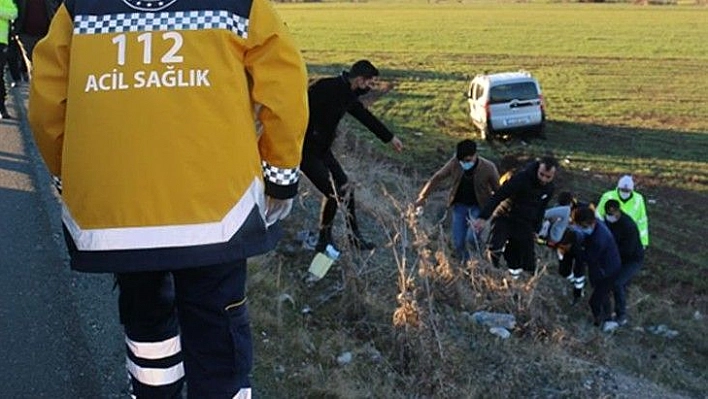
467, 71, 545, 140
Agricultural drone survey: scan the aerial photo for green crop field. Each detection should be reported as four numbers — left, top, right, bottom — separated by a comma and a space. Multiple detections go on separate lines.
279, 2, 708, 187
250, 2, 708, 398
276, 1, 708, 285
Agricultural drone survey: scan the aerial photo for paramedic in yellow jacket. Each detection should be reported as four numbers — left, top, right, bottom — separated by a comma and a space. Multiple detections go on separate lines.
28, 0, 308, 397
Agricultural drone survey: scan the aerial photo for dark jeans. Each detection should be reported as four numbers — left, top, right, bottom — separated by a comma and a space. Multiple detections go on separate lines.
7, 35, 28, 84
116, 260, 251, 398
300, 149, 361, 235
613, 259, 643, 319
487, 216, 536, 272
589, 275, 617, 325
0, 43, 8, 103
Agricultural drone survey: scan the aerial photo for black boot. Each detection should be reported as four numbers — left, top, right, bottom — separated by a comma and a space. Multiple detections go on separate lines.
315, 227, 337, 253
348, 231, 375, 251
342, 190, 374, 251
571, 288, 583, 306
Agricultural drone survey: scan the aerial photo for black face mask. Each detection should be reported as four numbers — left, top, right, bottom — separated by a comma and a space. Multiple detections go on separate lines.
353, 87, 371, 97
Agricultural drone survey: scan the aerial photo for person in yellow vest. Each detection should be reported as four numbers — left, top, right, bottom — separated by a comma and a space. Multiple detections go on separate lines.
0, 0, 17, 118
596, 175, 649, 248
28, 1, 308, 397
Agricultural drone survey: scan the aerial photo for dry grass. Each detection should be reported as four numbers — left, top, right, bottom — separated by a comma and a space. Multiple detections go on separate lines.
247, 126, 705, 398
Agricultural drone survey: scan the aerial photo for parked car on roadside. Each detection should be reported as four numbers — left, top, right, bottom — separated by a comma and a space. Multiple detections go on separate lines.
467, 71, 545, 140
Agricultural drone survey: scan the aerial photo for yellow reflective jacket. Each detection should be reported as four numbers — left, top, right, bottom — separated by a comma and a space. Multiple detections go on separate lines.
29, 0, 308, 272
0, 0, 17, 45
596, 189, 649, 248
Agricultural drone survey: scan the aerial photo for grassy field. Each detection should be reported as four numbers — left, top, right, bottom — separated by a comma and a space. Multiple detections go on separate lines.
248, 2, 708, 398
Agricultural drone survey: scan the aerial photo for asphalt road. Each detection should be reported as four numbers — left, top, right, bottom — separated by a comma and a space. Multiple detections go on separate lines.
0, 86, 127, 397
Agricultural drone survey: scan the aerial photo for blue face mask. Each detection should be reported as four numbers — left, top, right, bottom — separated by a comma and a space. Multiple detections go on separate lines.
579, 226, 594, 235
459, 161, 475, 171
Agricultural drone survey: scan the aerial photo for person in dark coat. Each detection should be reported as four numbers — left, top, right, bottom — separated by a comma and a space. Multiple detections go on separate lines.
473, 156, 558, 278
604, 199, 644, 326
301, 60, 404, 253
7, 0, 60, 91
573, 207, 622, 332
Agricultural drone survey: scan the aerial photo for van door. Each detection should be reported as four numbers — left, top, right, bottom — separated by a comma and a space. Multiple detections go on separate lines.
488, 82, 542, 130
468, 82, 485, 127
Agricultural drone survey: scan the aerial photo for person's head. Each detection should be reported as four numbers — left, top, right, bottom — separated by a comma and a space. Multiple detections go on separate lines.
574, 206, 597, 235
456, 139, 478, 170
349, 60, 379, 94
617, 175, 634, 200
604, 199, 622, 223
536, 156, 559, 185
557, 191, 575, 207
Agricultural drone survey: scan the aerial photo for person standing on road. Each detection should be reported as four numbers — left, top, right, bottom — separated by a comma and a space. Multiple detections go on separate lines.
0, 0, 17, 119
10, 0, 60, 70
573, 207, 622, 332
473, 156, 558, 278
603, 199, 644, 326
414, 139, 499, 263
596, 174, 649, 248
301, 59, 404, 254
29, 1, 308, 397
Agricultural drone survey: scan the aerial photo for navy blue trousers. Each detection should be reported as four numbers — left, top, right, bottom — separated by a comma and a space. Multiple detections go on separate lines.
613, 259, 643, 319
116, 259, 251, 399
589, 275, 617, 325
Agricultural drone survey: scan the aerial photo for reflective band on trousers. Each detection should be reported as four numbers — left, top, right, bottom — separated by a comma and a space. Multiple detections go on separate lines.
233, 388, 252, 399
126, 358, 185, 386
574, 276, 586, 289
126, 335, 181, 359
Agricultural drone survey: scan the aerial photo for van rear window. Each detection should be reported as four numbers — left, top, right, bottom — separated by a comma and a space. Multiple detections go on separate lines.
489, 82, 539, 104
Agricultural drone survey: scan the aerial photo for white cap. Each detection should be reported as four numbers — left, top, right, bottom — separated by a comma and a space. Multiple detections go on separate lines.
617, 175, 634, 191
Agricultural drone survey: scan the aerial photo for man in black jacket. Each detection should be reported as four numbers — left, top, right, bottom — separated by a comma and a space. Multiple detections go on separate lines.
473, 156, 558, 278
301, 60, 403, 253
604, 199, 644, 326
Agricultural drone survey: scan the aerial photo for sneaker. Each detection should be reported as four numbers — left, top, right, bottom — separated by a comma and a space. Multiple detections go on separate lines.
297, 230, 319, 250
602, 321, 620, 333
616, 316, 628, 326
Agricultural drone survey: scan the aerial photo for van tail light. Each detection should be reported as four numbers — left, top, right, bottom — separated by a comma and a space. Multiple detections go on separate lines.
539, 94, 545, 111
484, 101, 490, 121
